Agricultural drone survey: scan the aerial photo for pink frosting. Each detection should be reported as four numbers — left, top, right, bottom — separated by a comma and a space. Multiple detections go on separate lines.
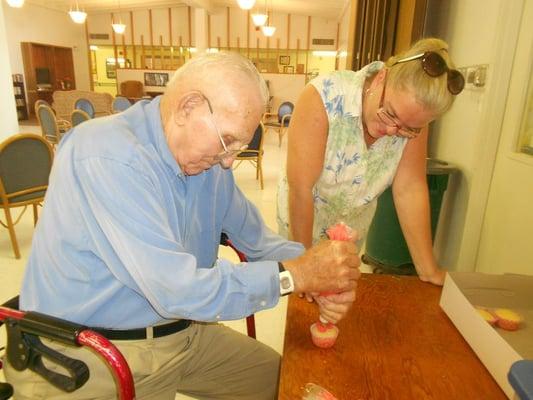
325, 222, 354, 241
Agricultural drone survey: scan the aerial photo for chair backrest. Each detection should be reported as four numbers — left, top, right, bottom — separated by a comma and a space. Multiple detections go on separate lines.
277, 101, 294, 124
74, 98, 95, 118
34, 99, 51, 115
120, 80, 144, 99
0, 134, 53, 205
247, 122, 264, 152
71, 109, 91, 127
37, 104, 61, 145
112, 96, 132, 113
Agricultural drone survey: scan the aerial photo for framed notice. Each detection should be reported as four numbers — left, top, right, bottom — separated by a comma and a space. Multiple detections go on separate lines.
144, 72, 169, 87
279, 55, 290, 65
283, 65, 294, 74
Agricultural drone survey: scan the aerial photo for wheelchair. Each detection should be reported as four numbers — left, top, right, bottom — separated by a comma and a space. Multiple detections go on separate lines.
0, 233, 253, 400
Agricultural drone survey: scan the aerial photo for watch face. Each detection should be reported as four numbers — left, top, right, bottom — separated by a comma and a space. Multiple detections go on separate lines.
281, 276, 291, 290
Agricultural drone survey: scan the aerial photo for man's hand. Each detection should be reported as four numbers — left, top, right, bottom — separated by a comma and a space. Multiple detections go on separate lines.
315, 289, 356, 324
283, 240, 361, 294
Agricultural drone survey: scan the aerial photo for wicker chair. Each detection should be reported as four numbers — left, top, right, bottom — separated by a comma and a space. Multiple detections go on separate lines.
52, 90, 113, 121
36, 104, 70, 147
112, 96, 132, 113
71, 109, 91, 127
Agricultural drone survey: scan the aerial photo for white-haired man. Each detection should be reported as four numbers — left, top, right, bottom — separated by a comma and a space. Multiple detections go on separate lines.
6, 52, 360, 399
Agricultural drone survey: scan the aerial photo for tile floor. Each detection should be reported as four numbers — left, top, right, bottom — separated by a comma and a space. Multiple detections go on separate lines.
0, 124, 370, 399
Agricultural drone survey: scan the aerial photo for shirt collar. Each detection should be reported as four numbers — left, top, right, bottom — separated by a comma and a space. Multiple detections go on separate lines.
146, 96, 185, 178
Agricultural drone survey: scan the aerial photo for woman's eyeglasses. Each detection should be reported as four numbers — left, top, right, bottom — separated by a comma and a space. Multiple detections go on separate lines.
376, 74, 422, 139
391, 51, 465, 95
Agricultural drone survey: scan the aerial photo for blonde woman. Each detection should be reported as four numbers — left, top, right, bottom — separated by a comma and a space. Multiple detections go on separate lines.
277, 38, 464, 286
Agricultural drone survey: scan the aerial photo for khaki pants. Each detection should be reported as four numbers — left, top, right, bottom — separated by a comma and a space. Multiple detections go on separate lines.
3, 322, 280, 400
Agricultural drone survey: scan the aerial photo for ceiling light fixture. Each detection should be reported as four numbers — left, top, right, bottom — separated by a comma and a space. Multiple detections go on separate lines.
111, 0, 126, 34
112, 22, 126, 34
237, 0, 255, 10
251, 13, 268, 28
261, 0, 276, 37
6, 0, 24, 7
252, 0, 268, 30
261, 25, 276, 37
69, 1, 87, 24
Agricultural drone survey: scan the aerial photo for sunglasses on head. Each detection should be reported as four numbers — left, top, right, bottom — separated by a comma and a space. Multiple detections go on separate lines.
391, 51, 465, 95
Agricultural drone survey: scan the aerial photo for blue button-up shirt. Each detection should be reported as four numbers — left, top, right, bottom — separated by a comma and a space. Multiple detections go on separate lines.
21, 97, 304, 329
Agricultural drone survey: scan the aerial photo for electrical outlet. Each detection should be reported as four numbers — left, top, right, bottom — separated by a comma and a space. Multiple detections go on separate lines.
473, 64, 488, 87
463, 64, 488, 89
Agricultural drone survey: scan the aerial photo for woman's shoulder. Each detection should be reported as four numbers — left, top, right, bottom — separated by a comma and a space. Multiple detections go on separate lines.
310, 70, 358, 91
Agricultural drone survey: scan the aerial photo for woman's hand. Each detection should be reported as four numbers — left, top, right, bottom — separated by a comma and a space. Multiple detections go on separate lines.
417, 266, 446, 286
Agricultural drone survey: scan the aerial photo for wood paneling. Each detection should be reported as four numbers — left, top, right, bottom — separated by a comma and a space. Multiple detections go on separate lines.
351, 0, 399, 70
21, 42, 76, 115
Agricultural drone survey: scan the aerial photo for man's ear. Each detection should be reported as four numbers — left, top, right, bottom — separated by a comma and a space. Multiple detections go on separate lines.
173, 91, 205, 125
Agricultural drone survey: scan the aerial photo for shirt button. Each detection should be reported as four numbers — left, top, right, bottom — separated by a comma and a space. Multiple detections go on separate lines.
260, 300, 266, 307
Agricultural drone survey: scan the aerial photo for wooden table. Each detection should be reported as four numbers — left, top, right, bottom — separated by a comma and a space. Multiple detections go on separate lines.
278, 274, 507, 400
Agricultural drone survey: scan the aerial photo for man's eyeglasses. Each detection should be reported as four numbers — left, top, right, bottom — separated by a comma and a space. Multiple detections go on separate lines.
390, 51, 465, 95
376, 73, 422, 139
202, 95, 248, 162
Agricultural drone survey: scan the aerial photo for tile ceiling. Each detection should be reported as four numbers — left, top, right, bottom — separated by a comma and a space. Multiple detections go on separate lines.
27, 0, 348, 19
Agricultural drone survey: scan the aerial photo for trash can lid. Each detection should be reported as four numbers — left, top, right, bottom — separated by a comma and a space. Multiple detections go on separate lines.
427, 158, 458, 175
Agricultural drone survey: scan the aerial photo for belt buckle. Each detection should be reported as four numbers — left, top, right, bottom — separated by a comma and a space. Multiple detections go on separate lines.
146, 326, 154, 339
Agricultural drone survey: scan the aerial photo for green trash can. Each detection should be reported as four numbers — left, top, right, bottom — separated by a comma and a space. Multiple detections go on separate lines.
362, 158, 457, 275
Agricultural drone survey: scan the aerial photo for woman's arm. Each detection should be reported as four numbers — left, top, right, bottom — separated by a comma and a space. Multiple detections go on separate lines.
286, 85, 329, 248
392, 128, 446, 285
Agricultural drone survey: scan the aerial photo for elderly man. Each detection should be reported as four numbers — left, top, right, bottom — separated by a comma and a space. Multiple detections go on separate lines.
6, 52, 359, 399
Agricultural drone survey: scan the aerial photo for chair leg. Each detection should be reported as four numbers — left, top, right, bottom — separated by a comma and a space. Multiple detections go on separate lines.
32, 203, 39, 226
4, 207, 20, 259
258, 162, 264, 190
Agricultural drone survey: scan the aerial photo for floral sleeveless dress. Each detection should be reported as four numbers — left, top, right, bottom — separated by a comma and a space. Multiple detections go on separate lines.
277, 62, 408, 245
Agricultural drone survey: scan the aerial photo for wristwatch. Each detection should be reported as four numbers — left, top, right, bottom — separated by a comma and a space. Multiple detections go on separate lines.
278, 262, 294, 296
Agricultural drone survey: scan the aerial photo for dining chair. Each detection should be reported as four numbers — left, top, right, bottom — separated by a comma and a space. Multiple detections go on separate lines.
0, 134, 54, 258
233, 123, 265, 189
112, 96, 132, 113
262, 101, 294, 147
74, 98, 95, 119
33, 99, 51, 116
71, 109, 91, 127
36, 104, 70, 147
119, 80, 144, 100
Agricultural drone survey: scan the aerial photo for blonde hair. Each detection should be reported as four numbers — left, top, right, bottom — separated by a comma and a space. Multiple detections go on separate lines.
385, 38, 458, 115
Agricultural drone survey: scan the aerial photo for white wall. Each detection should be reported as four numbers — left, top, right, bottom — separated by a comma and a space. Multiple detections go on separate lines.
427, 0, 523, 272
262, 73, 306, 111
336, 0, 351, 71
0, 3, 18, 138
3, 2, 90, 93
475, 0, 533, 275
